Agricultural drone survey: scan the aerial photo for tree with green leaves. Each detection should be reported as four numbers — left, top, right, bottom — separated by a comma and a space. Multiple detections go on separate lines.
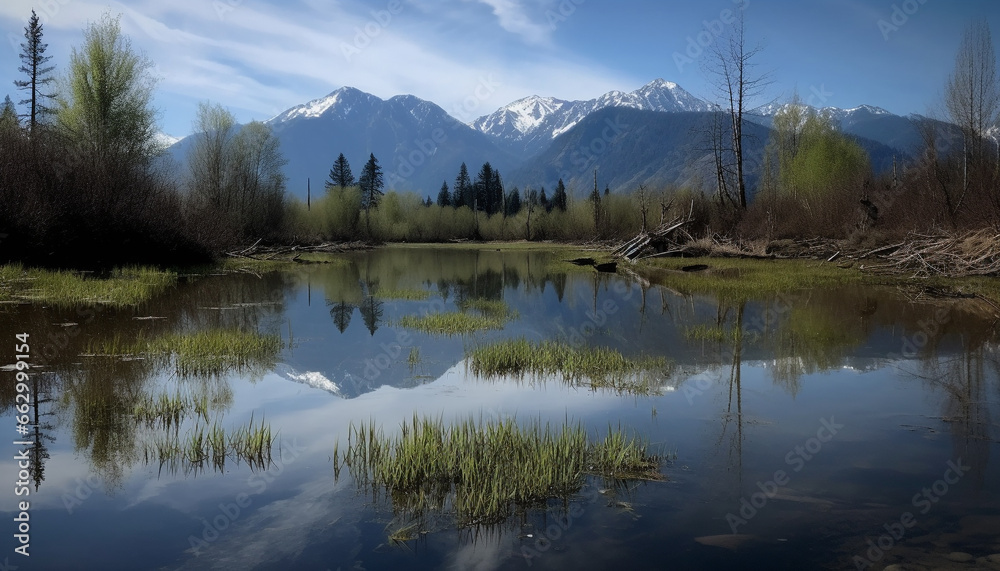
782, 111, 869, 199
326, 152, 356, 191
188, 102, 287, 241
436, 180, 451, 207
359, 153, 384, 235
453, 162, 472, 209
14, 10, 55, 134
57, 12, 158, 166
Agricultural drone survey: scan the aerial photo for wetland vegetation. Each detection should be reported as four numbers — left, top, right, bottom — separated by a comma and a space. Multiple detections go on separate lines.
335, 415, 664, 527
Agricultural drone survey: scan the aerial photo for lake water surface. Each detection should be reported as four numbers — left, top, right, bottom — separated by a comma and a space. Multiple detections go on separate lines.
3, 246, 999, 570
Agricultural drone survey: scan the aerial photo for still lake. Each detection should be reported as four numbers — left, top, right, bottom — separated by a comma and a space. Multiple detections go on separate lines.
2, 245, 999, 570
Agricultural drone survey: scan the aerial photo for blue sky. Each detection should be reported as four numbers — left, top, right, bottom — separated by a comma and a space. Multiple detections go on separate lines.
1, 0, 997, 138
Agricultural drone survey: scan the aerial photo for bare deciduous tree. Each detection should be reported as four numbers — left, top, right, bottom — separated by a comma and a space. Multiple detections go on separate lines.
706, 1, 769, 210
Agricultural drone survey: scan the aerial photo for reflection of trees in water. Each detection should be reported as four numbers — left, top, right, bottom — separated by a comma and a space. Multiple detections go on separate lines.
9, 272, 297, 490
359, 296, 384, 336
769, 301, 870, 396
329, 301, 354, 333
916, 344, 997, 489
717, 302, 746, 485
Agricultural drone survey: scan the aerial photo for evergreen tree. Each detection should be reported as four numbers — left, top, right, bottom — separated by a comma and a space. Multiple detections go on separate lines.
539, 187, 551, 212
491, 169, 504, 215
506, 187, 521, 216
553, 178, 568, 212
326, 153, 355, 190
14, 10, 55, 133
329, 301, 354, 333
604, 185, 610, 196
424, 196, 433, 207
436, 180, 451, 207
453, 162, 472, 208
474, 162, 494, 213
0, 95, 19, 131
358, 153, 384, 235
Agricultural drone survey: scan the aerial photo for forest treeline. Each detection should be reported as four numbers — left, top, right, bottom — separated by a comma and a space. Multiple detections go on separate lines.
1, 10, 998, 269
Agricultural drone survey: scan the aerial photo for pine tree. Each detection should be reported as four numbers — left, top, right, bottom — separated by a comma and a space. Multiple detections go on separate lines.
539, 187, 550, 212
474, 162, 494, 213
553, 179, 568, 212
453, 163, 472, 208
14, 10, 55, 133
436, 180, 451, 207
491, 169, 504, 215
0, 95, 19, 131
506, 187, 521, 216
358, 153, 384, 235
326, 153, 355, 191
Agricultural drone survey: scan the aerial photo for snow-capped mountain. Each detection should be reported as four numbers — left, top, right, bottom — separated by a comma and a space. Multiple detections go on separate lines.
167, 80, 934, 199
472, 78, 714, 157
261, 87, 516, 198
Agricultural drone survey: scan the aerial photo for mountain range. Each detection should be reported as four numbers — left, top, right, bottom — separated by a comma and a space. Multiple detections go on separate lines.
168, 79, 944, 201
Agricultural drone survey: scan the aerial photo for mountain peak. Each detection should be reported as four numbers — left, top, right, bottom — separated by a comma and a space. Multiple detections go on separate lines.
271, 86, 381, 122
643, 78, 679, 91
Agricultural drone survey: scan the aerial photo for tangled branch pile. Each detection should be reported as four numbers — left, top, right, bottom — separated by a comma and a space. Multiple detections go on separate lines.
862, 231, 1000, 278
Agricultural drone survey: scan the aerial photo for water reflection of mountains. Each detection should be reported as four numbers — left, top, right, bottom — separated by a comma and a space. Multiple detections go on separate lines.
2, 247, 999, 491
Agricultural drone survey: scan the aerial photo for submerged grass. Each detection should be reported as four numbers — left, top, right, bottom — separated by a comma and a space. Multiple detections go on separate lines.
86, 328, 282, 377
397, 298, 517, 335
335, 415, 663, 528
0, 264, 177, 307
468, 338, 668, 394
143, 414, 275, 473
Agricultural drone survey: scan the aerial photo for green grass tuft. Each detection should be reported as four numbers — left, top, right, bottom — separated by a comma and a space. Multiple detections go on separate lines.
87, 328, 282, 378
0, 264, 176, 307
374, 288, 432, 301
468, 338, 668, 394
397, 299, 517, 335
336, 415, 663, 528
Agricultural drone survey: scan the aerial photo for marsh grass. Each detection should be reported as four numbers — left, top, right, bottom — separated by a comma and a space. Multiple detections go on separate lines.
335, 415, 663, 528
374, 288, 432, 301
396, 299, 517, 336
637, 257, 873, 301
87, 328, 282, 378
683, 324, 730, 343
0, 264, 176, 307
143, 414, 275, 474
407, 347, 421, 371
468, 338, 668, 395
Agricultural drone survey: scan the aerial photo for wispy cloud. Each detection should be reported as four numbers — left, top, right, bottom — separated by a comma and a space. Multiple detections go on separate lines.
468, 0, 554, 45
